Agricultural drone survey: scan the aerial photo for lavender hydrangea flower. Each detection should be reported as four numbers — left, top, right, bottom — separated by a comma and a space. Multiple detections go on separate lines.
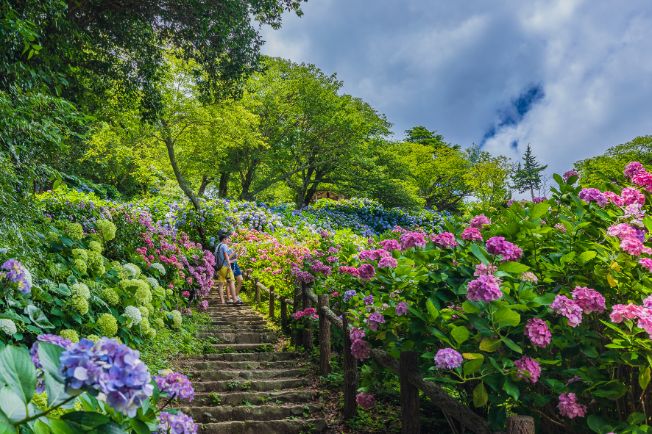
395, 302, 408, 316
363, 295, 374, 305
60, 338, 153, 417
158, 411, 198, 434
434, 348, 463, 369
1, 259, 32, 294
367, 312, 385, 331
155, 370, 195, 401
343, 290, 357, 302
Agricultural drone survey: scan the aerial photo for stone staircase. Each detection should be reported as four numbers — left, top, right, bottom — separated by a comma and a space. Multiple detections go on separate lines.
176, 301, 327, 434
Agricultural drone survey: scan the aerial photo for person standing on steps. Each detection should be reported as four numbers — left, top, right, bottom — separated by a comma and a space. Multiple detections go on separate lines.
228, 244, 244, 304
214, 232, 237, 304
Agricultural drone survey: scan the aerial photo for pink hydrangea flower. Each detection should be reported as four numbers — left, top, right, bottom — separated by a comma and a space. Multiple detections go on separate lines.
358, 264, 376, 280
551, 295, 583, 327
356, 392, 375, 409
378, 256, 398, 269
339, 266, 360, 277
466, 275, 503, 302
632, 170, 652, 192
579, 188, 607, 207
625, 162, 645, 179
474, 263, 497, 276
554, 223, 567, 233
621, 187, 645, 206
359, 249, 390, 261
485, 236, 523, 261
431, 232, 458, 248
469, 214, 491, 228
461, 227, 483, 241
400, 232, 426, 249
621, 237, 649, 256
350, 339, 371, 360
607, 223, 639, 240
379, 239, 401, 251
640, 258, 652, 272
571, 287, 606, 314
603, 191, 624, 206
643, 295, 652, 309
563, 169, 579, 181
610, 304, 644, 322
525, 318, 551, 348
514, 356, 541, 384
434, 348, 463, 369
558, 393, 587, 419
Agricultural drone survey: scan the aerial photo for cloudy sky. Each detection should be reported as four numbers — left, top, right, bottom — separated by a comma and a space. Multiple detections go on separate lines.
261, 0, 652, 173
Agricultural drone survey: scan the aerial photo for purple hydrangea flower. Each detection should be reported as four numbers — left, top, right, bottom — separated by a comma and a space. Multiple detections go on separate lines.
367, 312, 385, 331
395, 302, 408, 316
1, 259, 32, 294
434, 348, 463, 369
363, 295, 374, 305
155, 371, 195, 401
158, 411, 198, 434
343, 290, 357, 302
60, 338, 153, 417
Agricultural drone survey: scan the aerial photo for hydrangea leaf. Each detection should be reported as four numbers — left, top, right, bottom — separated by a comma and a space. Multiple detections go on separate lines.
0, 345, 36, 404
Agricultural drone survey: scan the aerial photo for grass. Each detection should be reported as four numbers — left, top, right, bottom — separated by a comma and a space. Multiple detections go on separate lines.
139, 311, 211, 373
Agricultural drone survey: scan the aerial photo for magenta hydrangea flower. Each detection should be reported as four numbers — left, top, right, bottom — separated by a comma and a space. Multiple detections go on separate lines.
474, 263, 497, 276
525, 318, 551, 348
485, 237, 523, 261
620, 237, 650, 256
339, 266, 360, 277
571, 287, 605, 314
379, 239, 401, 251
643, 295, 652, 309
558, 393, 587, 419
158, 411, 198, 434
349, 327, 366, 341
359, 249, 390, 261
625, 162, 645, 179
356, 392, 376, 409
155, 371, 195, 401
350, 339, 371, 360
434, 348, 463, 369
563, 169, 579, 181
466, 275, 503, 302
640, 258, 652, 272
621, 187, 645, 206
431, 232, 458, 248
378, 256, 398, 269
610, 304, 644, 322
469, 214, 491, 228
358, 264, 376, 280
395, 302, 408, 316
367, 312, 385, 331
514, 356, 541, 384
461, 227, 483, 241
579, 188, 607, 207
550, 295, 583, 327
400, 231, 427, 250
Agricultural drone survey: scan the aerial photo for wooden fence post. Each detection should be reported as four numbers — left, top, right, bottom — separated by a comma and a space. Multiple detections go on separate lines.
254, 279, 260, 304
291, 284, 300, 346
507, 415, 535, 434
280, 298, 288, 333
301, 283, 313, 350
318, 294, 331, 375
400, 351, 421, 434
269, 285, 275, 319
342, 314, 358, 419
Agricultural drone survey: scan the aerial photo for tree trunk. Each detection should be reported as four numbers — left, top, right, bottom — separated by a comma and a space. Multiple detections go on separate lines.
239, 164, 256, 200
197, 175, 211, 197
218, 172, 230, 198
161, 122, 205, 243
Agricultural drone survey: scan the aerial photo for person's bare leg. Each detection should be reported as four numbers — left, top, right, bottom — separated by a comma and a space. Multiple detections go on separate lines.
235, 275, 243, 296
217, 282, 225, 304
228, 280, 237, 302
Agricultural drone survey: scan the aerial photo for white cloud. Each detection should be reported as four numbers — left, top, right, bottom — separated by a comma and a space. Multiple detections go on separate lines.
262, 0, 652, 173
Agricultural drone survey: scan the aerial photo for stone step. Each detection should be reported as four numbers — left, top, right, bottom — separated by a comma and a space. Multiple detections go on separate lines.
197, 332, 277, 344
192, 389, 318, 406
211, 343, 274, 353
175, 359, 308, 371
209, 320, 268, 326
194, 378, 310, 393
185, 368, 307, 382
185, 403, 322, 423
179, 352, 302, 362
199, 418, 327, 434
200, 327, 271, 333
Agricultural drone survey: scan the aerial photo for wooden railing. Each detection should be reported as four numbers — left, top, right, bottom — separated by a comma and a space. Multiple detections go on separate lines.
244, 276, 535, 434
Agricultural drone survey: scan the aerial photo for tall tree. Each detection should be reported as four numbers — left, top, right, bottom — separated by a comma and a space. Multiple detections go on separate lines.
511, 144, 547, 200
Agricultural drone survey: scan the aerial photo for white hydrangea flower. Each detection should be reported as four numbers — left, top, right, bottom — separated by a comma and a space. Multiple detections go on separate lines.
146, 277, 160, 288
0, 319, 17, 336
149, 263, 166, 276
123, 305, 142, 326
71, 282, 91, 299
123, 263, 141, 278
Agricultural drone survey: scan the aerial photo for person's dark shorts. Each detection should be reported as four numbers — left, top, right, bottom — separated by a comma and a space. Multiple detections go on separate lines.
231, 261, 242, 277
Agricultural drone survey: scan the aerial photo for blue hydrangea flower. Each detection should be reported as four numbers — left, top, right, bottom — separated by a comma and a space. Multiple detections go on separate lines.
343, 290, 357, 302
